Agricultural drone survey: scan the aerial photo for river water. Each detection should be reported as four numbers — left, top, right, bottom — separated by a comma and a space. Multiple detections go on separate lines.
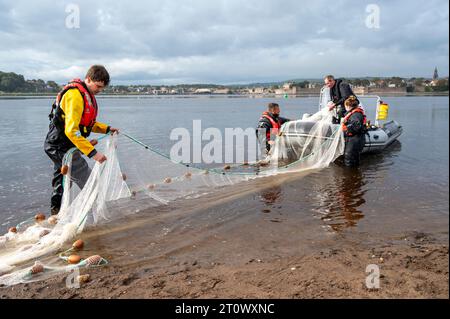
0, 95, 448, 237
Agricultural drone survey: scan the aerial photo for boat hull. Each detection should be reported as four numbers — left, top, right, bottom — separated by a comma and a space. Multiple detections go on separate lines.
362, 120, 403, 153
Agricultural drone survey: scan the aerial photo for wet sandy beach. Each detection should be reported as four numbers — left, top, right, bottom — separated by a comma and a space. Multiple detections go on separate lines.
1, 163, 448, 299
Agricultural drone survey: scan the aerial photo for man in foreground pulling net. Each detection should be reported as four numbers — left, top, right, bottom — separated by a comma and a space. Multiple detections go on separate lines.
45, 65, 119, 216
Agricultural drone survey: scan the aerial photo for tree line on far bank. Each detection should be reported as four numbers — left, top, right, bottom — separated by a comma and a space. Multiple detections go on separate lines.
0, 71, 60, 93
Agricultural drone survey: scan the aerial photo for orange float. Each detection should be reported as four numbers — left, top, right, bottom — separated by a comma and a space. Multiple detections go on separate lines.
61, 165, 69, 175
35, 213, 46, 222
72, 239, 84, 250
30, 264, 44, 275
68, 255, 82, 264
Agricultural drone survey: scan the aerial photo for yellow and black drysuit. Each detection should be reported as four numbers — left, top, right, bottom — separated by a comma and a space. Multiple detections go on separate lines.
44, 79, 110, 214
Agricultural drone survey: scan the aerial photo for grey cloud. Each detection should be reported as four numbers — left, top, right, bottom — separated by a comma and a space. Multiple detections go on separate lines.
0, 0, 448, 83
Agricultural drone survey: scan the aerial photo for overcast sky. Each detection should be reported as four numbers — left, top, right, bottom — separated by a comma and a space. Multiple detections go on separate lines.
0, 0, 448, 84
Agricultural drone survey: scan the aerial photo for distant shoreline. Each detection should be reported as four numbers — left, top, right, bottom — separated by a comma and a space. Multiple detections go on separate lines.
0, 92, 448, 99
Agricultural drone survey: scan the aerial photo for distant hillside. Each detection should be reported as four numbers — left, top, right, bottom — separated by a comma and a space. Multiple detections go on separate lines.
0, 71, 60, 93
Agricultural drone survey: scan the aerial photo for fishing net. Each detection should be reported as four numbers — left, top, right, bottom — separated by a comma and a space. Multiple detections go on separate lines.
0, 98, 344, 285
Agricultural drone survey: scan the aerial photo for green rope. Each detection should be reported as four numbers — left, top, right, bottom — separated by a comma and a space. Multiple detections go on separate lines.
121, 132, 261, 176
15, 217, 35, 231
120, 129, 342, 177
122, 132, 254, 175
17, 128, 341, 234
70, 128, 340, 232
122, 132, 203, 171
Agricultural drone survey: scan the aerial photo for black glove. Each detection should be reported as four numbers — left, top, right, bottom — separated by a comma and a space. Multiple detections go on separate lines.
332, 116, 340, 124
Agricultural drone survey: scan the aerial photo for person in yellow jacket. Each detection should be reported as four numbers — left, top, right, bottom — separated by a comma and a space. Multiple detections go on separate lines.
44, 65, 118, 215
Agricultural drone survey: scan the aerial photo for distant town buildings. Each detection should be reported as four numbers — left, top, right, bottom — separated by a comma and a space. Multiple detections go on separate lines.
1, 69, 447, 95
91, 68, 448, 96
194, 88, 212, 94
98, 73, 447, 96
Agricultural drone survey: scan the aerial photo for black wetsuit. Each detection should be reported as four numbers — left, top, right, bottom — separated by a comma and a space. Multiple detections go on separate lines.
330, 79, 356, 123
343, 111, 366, 167
44, 141, 91, 215
256, 113, 289, 153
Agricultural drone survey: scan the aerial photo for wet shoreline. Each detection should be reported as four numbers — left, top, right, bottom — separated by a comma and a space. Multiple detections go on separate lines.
1, 168, 448, 298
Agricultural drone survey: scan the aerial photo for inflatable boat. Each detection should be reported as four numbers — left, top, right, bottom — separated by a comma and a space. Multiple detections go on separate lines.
297, 87, 403, 154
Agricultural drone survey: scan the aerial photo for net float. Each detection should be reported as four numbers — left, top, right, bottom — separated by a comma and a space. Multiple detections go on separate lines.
89, 139, 98, 146
61, 165, 69, 175
242, 162, 249, 166
164, 177, 172, 184
48, 216, 58, 225
8, 227, 17, 233
72, 239, 84, 250
35, 213, 46, 222
122, 173, 127, 181
85, 255, 104, 266
223, 165, 231, 170
77, 274, 90, 283
30, 263, 44, 275
68, 254, 82, 264
147, 184, 156, 190
184, 172, 192, 178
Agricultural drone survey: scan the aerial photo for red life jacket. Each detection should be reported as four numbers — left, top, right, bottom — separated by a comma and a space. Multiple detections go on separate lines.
342, 107, 366, 136
50, 79, 98, 137
260, 112, 281, 140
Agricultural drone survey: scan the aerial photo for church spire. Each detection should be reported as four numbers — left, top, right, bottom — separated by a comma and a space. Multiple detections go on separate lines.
433, 67, 439, 80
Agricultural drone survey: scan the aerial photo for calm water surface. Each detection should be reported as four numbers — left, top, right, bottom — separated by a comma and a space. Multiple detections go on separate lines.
0, 96, 448, 236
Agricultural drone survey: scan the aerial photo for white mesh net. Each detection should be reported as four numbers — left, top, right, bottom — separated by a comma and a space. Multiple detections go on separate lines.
0, 104, 344, 285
